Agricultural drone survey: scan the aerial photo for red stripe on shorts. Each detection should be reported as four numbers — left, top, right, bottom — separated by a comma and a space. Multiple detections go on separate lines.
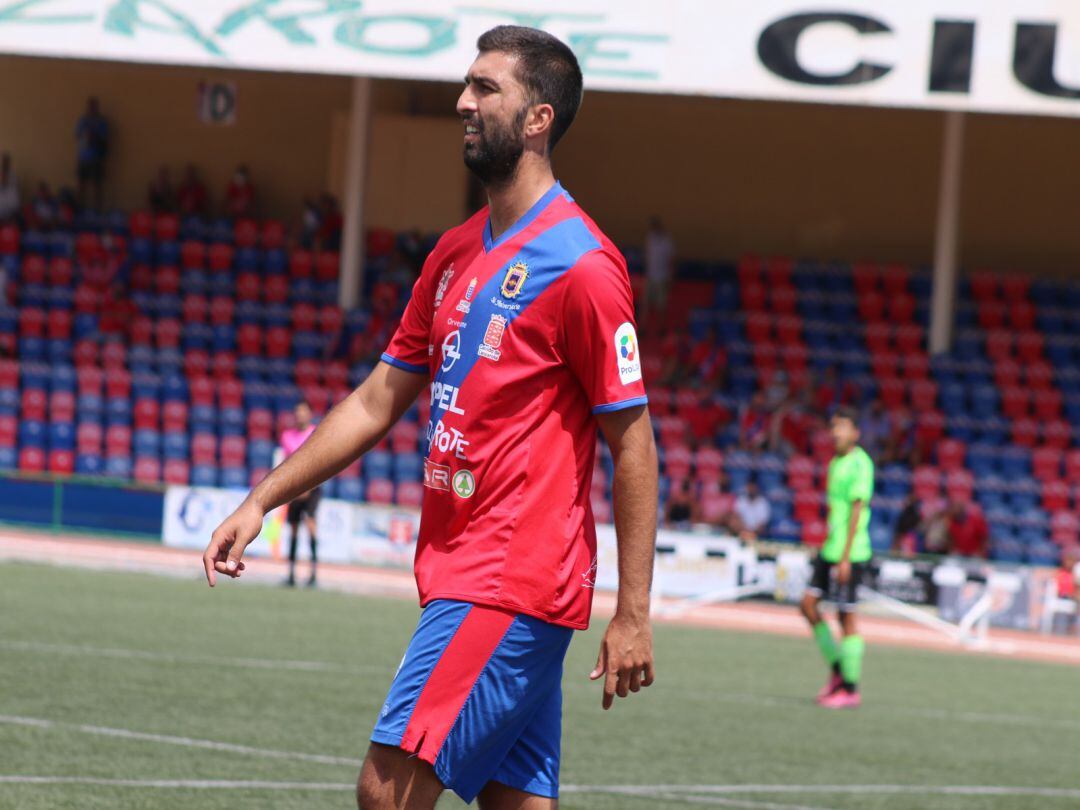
400, 604, 515, 765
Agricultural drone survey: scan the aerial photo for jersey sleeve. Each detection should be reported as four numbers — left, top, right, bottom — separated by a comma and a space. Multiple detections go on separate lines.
848, 453, 875, 503
559, 250, 648, 414
381, 256, 436, 375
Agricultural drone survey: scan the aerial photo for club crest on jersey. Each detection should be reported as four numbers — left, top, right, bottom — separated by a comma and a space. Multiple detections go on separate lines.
500, 261, 528, 299
434, 265, 454, 308
478, 314, 507, 361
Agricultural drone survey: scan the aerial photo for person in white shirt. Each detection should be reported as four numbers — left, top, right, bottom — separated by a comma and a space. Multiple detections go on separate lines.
734, 480, 772, 541
643, 215, 674, 328
0, 153, 19, 223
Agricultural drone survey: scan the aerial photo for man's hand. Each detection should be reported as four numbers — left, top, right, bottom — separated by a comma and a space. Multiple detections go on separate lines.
202, 501, 264, 586
836, 559, 852, 586
589, 611, 654, 710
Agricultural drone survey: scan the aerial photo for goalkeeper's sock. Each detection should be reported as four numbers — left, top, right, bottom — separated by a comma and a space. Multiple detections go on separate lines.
839, 635, 865, 692
813, 621, 840, 669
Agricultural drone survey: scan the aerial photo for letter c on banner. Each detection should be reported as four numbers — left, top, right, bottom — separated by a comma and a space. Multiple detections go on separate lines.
757, 12, 892, 86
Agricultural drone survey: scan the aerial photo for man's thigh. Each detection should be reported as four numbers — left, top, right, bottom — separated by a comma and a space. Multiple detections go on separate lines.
357, 742, 443, 810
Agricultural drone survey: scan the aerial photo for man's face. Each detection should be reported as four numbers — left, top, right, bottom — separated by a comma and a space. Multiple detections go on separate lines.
831, 416, 859, 453
456, 51, 531, 186
295, 404, 312, 429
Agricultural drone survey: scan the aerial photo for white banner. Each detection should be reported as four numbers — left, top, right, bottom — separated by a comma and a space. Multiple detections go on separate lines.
3, 2, 1080, 117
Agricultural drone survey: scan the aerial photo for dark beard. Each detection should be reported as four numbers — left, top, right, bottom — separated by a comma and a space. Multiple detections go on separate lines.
463, 106, 528, 187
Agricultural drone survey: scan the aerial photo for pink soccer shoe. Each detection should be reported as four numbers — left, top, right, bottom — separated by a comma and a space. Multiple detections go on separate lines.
819, 689, 861, 710
816, 673, 844, 703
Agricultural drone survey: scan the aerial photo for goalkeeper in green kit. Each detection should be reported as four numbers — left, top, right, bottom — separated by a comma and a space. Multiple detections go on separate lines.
800, 405, 874, 709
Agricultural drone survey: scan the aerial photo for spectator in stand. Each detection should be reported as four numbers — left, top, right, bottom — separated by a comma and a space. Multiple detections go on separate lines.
739, 391, 772, 451
770, 388, 818, 456
225, 164, 255, 217
280, 401, 321, 588
98, 282, 137, 341
685, 391, 729, 445
642, 215, 674, 329
882, 406, 916, 467
75, 97, 109, 210
383, 247, 417, 292
299, 196, 321, 248
664, 480, 700, 529
27, 182, 57, 230
858, 399, 891, 461
1053, 549, 1078, 634
0, 153, 19, 223
177, 165, 208, 217
687, 327, 726, 388
922, 503, 950, 555
946, 501, 988, 558
317, 193, 343, 251
657, 330, 690, 386
813, 366, 840, 415
733, 480, 771, 541
890, 495, 922, 557
147, 166, 176, 213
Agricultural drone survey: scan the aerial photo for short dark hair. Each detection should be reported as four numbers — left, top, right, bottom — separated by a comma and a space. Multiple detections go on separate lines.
832, 405, 860, 426
476, 25, 583, 151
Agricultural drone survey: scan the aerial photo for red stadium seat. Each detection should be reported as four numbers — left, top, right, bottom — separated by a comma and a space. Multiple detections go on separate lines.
852, 263, 879, 295
985, 330, 1013, 361
292, 303, 318, 333
0, 415, 17, 447
162, 401, 188, 433
1065, 450, 1080, 484
740, 281, 767, 312
769, 285, 797, 315
775, 316, 802, 345
978, 301, 1007, 331
211, 352, 237, 380
18, 447, 46, 473
914, 411, 945, 448
105, 426, 132, 457
944, 470, 974, 503
300, 385, 330, 415
936, 439, 966, 472
49, 257, 74, 287
48, 450, 75, 476
74, 232, 104, 264
1025, 362, 1054, 390
1043, 420, 1072, 450
20, 388, 47, 421
324, 362, 348, 390
319, 305, 344, 335
992, 360, 1021, 390
181, 240, 206, 269
189, 375, 214, 407
881, 264, 910, 297
264, 274, 289, 304
878, 378, 905, 409
751, 343, 778, 372
801, 519, 827, 547
265, 326, 291, 358
182, 294, 208, 323
787, 454, 816, 491
315, 251, 340, 282
864, 323, 892, 355
218, 378, 244, 410
887, 293, 916, 324
1033, 446, 1063, 481
21, 254, 46, 284
390, 421, 421, 454
19, 307, 46, 338
744, 312, 772, 343
163, 459, 191, 485
857, 291, 886, 322
1001, 274, 1030, 302
1051, 511, 1080, 546
247, 408, 274, 441
47, 310, 72, 341
366, 228, 396, 259
130, 316, 154, 347
902, 353, 930, 380
129, 263, 154, 292
184, 349, 210, 378
366, 479, 395, 505
133, 398, 160, 431
234, 218, 258, 248
191, 433, 217, 465
294, 358, 320, 388
76, 422, 103, 454
1043, 480, 1070, 512
1001, 387, 1030, 420
1033, 389, 1063, 421
1016, 331, 1044, 363
209, 296, 235, 326
237, 324, 262, 356
154, 213, 180, 242
76, 366, 103, 395
208, 243, 234, 272
793, 490, 822, 523
156, 318, 182, 350
74, 284, 99, 313
220, 436, 246, 467
104, 368, 131, 399
236, 272, 261, 302
289, 249, 313, 279
1011, 418, 1039, 447
156, 265, 181, 296
909, 379, 937, 411
912, 466, 942, 499
134, 456, 161, 484
129, 210, 153, 239
665, 445, 693, 479
0, 224, 18, 255
49, 391, 75, 422
969, 272, 998, 302
894, 325, 924, 356
396, 481, 424, 508
261, 219, 285, 250
1010, 302, 1036, 332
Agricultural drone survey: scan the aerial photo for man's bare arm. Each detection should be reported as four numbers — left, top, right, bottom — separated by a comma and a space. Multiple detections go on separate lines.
589, 404, 659, 709
202, 362, 427, 585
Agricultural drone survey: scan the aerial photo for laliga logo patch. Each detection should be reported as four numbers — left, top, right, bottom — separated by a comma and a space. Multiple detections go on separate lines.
478, 314, 507, 361
433, 264, 454, 308
614, 322, 642, 385
500, 261, 528, 299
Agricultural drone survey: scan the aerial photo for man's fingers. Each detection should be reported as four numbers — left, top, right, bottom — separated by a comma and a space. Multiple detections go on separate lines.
616, 667, 631, 698
589, 643, 607, 681
203, 549, 216, 587
602, 669, 617, 710
629, 667, 642, 693
642, 661, 655, 687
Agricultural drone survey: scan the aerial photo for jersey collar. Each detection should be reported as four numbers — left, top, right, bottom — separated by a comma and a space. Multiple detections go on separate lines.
482, 181, 565, 253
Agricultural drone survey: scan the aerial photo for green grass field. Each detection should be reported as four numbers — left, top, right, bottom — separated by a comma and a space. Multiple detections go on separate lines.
3, 560, 1080, 810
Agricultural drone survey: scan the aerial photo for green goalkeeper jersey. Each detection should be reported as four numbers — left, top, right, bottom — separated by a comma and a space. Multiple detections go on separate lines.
822, 445, 874, 563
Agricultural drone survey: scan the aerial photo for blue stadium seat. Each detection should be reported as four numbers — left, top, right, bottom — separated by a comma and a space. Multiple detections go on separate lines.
49, 422, 75, 451
133, 430, 161, 457
337, 478, 363, 501
0, 447, 15, 470
75, 453, 104, 476
220, 467, 248, 489
105, 456, 133, 479
19, 420, 47, 448
190, 405, 217, 433
162, 432, 189, 460
191, 465, 218, 487
392, 452, 423, 483
363, 450, 393, 481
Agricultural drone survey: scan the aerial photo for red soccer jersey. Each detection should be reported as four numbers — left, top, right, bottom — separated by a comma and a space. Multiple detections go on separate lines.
381, 183, 647, 629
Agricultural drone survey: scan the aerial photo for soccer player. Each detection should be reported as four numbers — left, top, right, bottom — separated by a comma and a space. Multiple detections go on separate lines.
799, 405, 874, 709
280, 400, 320, 588
202, 25, 659, 810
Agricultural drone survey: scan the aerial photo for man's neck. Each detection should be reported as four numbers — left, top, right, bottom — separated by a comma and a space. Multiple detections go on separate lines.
485, 157, 556, 242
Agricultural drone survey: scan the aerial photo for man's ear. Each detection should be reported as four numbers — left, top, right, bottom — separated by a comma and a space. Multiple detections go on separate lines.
525, 103, 555, 142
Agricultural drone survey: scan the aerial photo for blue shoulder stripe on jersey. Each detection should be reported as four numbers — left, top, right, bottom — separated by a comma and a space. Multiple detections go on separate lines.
429, 216, 602, 432
592, 395, 649, 414
482, 181, 565, 253
381, 353, 427, 375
